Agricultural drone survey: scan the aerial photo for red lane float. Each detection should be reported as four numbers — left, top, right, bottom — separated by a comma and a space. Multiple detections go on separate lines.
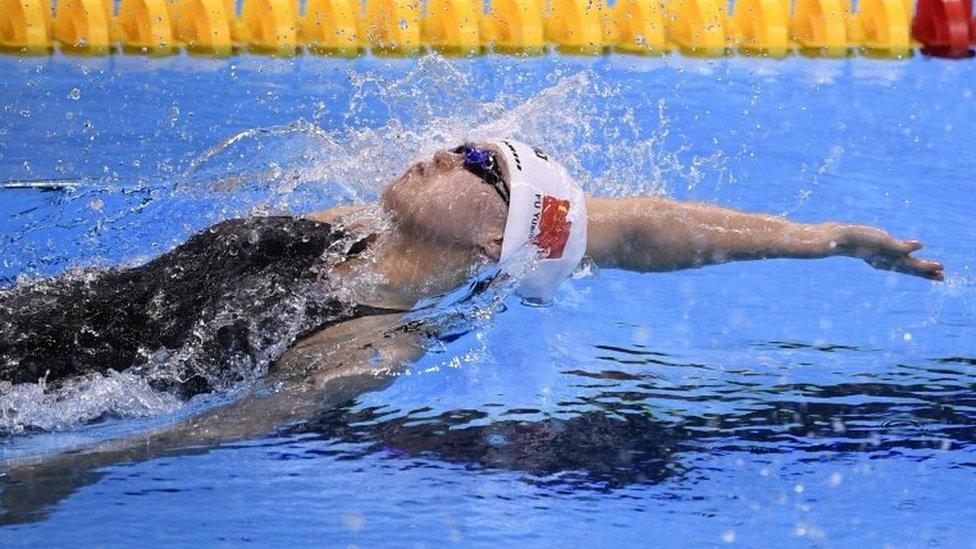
911, 0, 974, 58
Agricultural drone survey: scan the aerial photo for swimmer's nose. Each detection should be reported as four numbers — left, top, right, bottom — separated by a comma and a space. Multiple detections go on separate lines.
433, 149, 459, 170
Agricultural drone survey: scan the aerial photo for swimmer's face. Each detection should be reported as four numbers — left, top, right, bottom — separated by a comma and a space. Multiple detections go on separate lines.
382, 144, 508, 260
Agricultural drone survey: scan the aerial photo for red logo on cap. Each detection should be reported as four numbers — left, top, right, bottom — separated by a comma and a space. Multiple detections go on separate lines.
533, 196, 572, 259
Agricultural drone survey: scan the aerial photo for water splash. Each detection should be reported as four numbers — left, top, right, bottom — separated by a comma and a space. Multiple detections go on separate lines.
0, 372, 180, 435
178, 63, 729, 207
178, 119, 378, 209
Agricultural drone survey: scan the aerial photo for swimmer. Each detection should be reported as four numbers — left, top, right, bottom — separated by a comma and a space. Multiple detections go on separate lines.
0, 139, 944, 442
0, 140, 946, 521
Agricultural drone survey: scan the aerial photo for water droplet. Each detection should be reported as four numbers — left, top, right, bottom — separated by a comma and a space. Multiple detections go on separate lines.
721, 530, 736, 543
68, 87, 81, 100
487, 434, 508, 446
343, 511, 365, 532
398, 18, 408, 29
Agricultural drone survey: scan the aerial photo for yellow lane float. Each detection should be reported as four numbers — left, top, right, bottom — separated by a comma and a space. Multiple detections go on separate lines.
420, 0, 481, 55
849, 0, 912, 57
303, 0, 361, 55
480, 0, 545, 54
663, 0, 731, 56
0, 0, 51, 53
0, 0, 963, 58
170, 0, 233, 55
116, 0, 176, 54
731, 0, 790, 56
546, 0, 606, 54
422, 0, 480, 55
241, 0, 299, 53
54, 0, 111, 53
222, 0, 247, 43
611, 0, 669, 54
364, 0, 422, 55
790, 0, 850, 56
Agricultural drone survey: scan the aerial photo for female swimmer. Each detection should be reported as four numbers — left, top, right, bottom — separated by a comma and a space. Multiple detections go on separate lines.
0, 140, 944, 398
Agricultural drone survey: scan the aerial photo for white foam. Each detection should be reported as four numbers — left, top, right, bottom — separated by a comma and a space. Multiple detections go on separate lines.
0, 371, 181, 435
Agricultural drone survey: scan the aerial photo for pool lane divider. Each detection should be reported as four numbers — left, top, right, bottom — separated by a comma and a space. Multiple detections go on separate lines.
0, 0, 973, 58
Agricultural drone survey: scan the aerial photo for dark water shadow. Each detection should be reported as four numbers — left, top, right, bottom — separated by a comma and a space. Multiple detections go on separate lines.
288, 364, 976, 488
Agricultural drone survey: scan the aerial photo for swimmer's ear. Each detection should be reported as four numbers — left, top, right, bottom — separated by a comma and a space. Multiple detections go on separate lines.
478, 237, 503, 262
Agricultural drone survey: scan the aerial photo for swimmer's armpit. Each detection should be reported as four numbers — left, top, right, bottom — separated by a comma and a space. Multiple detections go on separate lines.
584, 196, 945, 281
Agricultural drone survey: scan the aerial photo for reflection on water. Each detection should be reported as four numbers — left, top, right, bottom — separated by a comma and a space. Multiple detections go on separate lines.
295, 347, 972, 484
299, 408, 687, 489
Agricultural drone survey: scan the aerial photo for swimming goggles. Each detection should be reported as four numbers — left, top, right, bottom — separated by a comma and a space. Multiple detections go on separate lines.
452, 144, 510, 205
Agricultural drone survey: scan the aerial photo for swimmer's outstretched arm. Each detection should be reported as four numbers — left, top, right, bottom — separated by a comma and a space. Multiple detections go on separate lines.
584, 196, 944, 281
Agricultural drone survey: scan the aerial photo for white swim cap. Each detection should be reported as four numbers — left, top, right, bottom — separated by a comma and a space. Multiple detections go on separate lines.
487, 139, 588, 302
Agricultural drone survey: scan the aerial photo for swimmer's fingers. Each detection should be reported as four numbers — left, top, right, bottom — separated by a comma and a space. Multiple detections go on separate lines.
845, 226, 921, 258
890, 238, 924, 256
836, 226, 944, 280
866, 253, 946, 281
837, 226, 944, 280
899, 255, 945, 281
877, 234, 945, 280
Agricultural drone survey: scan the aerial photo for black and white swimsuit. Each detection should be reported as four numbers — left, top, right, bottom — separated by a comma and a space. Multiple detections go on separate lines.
0, 216, 397, 398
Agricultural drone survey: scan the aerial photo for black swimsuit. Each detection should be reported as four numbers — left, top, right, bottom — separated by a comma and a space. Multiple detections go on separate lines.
0, 216, 396, 398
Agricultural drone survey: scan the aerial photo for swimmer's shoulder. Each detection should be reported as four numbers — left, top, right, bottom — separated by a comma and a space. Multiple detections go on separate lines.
305, 204, 358, 225
304, 204, 380, 233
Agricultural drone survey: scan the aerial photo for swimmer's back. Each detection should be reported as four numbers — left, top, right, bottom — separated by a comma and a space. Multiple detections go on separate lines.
0, 216, 385, 397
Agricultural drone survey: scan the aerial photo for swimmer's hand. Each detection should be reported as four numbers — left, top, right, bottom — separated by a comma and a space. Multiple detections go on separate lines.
831, 224, 945, 281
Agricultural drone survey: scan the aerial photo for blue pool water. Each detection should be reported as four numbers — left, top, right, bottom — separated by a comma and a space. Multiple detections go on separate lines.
1, 53, 975, 546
